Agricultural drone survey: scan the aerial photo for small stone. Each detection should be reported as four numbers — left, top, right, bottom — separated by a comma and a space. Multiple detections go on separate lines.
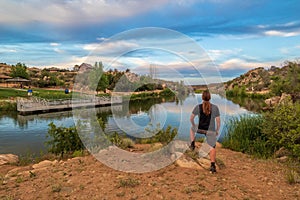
0, 154, 19, 165
32, 160, 54, 169
267, 182, 273, 186
175, 156, 202, 170
277, 156, 288, 163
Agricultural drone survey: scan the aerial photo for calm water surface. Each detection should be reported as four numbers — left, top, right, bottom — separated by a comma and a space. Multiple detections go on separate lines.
0, 94, 252, 155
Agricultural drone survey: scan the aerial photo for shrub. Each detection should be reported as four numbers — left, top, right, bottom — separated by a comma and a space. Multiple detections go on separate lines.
159, 88, 175, 97
45, 122, 84, 157
118, 177, 140, 188
138, 124, 177, 144
0, 101, 17, 111
262, 101, 300, 159
222, 115, 275, 158
108, 133, 135, 149
120, 138, 135, 149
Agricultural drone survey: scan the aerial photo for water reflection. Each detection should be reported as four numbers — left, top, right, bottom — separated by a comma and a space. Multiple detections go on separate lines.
0, 94, 252, 155
226, 96, 266, 113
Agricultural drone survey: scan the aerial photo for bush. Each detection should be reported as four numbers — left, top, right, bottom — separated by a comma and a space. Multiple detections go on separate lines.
137, 125, 178, 144
108, 133, 135, 149
222, 115, 275, 158
45, 122, 84, 157
159, 88, 175, 97
262, 101, 300, 159
120, 138, 135, 149
226, 85, 247, 97
0, 101, 17, 111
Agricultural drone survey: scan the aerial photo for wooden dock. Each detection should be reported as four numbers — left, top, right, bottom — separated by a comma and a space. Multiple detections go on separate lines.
17, 96, 123, 115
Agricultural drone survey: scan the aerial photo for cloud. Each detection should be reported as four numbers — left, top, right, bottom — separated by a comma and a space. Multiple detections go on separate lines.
207, 49, 242, 60
53, 48, 65, 54
0, 49, 17, 53
0, 0, 169, 25
263, 30, 300, 37
217, 58, 287, 80
219, 58, 267, 70
82, 40, 140, 55
50, 43, 60, 46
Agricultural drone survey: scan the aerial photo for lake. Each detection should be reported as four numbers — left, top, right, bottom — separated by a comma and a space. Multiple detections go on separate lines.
0, 94, 253, 156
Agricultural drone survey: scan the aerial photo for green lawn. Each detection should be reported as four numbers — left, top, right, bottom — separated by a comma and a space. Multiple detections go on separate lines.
0, 88, 28, 99
33, 88, 73, 100
0, 87, 73, 100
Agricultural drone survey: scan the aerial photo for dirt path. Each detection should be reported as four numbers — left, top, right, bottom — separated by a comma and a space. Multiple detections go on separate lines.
0, 145, 299, 200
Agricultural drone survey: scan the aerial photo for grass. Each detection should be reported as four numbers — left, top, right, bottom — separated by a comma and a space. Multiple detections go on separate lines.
118, 177, 140, 188
222, 115, 275, 158
286, 170, 300, 184
0, 101, 16, 111
116, 191, 126, 197
0, 87, 74, 100
0, 88, 27, 99
32, 88, 73, 100
183, 184, 206, 194
15, 176, 24, 184
51, 184, 62, 193
0, 195, 15, 200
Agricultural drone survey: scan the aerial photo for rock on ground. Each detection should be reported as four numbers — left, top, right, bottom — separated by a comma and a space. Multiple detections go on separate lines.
0, 154, 19, 165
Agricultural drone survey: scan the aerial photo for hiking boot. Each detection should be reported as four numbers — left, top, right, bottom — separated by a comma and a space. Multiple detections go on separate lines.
190, 141, 195, 151
210, 165, 217, 173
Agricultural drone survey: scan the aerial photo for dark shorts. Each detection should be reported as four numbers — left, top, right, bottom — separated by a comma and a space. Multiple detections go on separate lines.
191, 125, 217, 148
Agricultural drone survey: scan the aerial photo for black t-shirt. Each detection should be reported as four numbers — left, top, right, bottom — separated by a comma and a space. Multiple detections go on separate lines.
192, 103, 220, 131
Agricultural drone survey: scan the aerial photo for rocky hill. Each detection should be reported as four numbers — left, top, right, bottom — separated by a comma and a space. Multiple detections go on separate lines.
224, 63, 300, 93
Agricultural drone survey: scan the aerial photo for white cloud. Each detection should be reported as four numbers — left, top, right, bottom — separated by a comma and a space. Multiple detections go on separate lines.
218, 58, 285, 72
82, 40, 139, 54
207, 49, 242, 60
53, 48, 65, 54
264, 30, 300, 37
50, 43, 61, 46
0, 0, 169, 25
0, 49, 17, 53
219, 58, 263, 70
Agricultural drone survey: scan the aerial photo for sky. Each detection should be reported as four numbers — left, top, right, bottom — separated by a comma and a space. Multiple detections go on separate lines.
1, 0, 300, 84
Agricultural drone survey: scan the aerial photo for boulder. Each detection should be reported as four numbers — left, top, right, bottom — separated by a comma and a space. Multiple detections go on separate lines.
265, 96, 280, 107
196, 157, 212, 170
0, 154, 19, 165
275, 147, 290, 158
276, 156, 289, 163
175, 156, 202, 170
279, 93, 292, 104
32, 160, 56, 169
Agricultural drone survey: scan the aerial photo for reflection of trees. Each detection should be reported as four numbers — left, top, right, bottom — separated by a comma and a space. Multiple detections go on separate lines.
175, 92, 188, 105
227, 96, 266, 112
109, 96, 176, 119
131, 97, 175, 114
0, 111, 26, 127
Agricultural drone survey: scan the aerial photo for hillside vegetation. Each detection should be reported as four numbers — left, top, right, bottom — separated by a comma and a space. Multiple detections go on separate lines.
225, 61, 300, 99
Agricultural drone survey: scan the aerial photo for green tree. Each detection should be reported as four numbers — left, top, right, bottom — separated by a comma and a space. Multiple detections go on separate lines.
89, 62, 109, 93
46, 122, 84, 157
270, 61, 300, 95
97, 73, 109, 92
10, 62, 29, 79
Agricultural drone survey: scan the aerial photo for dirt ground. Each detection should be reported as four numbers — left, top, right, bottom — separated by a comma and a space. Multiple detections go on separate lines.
0, 144, 299, 200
